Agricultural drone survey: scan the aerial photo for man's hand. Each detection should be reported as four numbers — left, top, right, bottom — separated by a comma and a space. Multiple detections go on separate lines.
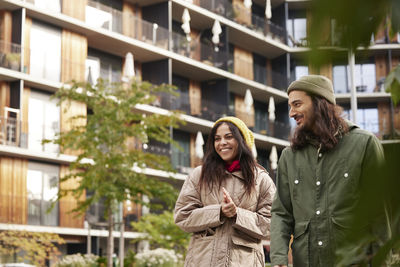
221, 187, 237, 218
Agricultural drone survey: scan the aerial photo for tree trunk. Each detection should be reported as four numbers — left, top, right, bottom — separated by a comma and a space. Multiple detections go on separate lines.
107, 206, 114, 267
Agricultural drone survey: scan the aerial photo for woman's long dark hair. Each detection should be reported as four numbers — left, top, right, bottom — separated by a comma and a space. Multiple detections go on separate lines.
199, 121, 257, 195
291, 95, 349, 151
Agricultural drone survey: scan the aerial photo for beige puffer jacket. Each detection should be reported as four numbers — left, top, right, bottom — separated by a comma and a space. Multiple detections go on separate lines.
174, 165, 276, 267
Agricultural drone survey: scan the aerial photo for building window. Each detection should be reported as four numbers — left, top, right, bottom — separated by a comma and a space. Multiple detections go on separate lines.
27, 161, 59, 226
294, 66, 308, 80
333, 62, 376, 93
253, 53, 266, 85
254, 101, 268, 134
85, 56, 101, 85
28, 90, 60, 153
87, 48, 122, 83
172, 75, 190, 113
343, 107, 379, 134
171, 130, 190, 173
286, 10, 307, 47
30, 21, 61, 82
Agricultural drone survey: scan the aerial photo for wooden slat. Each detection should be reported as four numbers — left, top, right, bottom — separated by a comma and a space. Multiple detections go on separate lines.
375, 54, 387, 92
190, 29, 201, 61
21, 87, 30, 136
61, 30, 88, 83
0, 157, 27, 224
189, 80, 201, 116
394, 105, 400, 132
234, 46, 253, 80
0, 82, 10, 114
377, 101, 391, 139
62, 0, 86, 21
232, 0, 251, 26
59, 165, 85, 228
189, 134, 202, 168
374, 22, 386, 43
24, 17, 32, 74
235, 94, 254, 127
123, 2, 142, 40
0, 11, 12, 44
60, 100, 87, 156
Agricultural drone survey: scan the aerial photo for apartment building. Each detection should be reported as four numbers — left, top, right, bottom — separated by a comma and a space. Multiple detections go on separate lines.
0, 0, 399, 261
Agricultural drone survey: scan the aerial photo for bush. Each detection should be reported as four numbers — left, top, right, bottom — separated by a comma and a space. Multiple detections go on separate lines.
134, 248, 180, 267
54, 253, 99, 267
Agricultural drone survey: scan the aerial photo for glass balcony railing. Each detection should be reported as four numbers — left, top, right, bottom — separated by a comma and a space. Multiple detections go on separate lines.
234, 110, 291, 140
198, 0, 286, 43
86, 0, 170, 50
0, 40, 22, 71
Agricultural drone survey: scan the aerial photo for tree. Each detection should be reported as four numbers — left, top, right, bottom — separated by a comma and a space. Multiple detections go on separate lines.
131, 211, 191, 258
48, 78, 183, 267
0, 230, 64, 266
307, 0, 400, 105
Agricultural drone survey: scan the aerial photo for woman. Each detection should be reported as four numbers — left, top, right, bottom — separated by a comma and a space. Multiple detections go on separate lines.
174, 116, 276, 267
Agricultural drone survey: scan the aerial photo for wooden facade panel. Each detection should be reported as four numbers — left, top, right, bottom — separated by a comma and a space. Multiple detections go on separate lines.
374, 22, 386, 43
59, 165, 85, 228
0, 82, 10, 145
189, 80, 201, 116
61, 30, 88, 83
24, 17, 32, 74
391, 56, 399, 69
235, 95, 254, 127
189, 134, 202, 168
60, 100, 87, 156
21, 87, 30, 135
190, 29, 201, 61
234, 46, 253, 80
123, 2, 142, 39
0, 157, 28, 224
123, 198, 142, 226
62, 0, 86, 21
0, 11, 12, 43
232, 0, 251, 26
394, 105, 400, 132
309, 63, 332, 81
377, 101, 391, 138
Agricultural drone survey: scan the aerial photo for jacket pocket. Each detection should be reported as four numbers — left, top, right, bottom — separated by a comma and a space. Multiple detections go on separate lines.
292, 221, 309, 267
231, 233, 261, 250
186, 235, 215, 266
331, 217, 350, 253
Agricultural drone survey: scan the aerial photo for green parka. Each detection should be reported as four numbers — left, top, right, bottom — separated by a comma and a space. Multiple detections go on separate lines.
270, 122, 385, 266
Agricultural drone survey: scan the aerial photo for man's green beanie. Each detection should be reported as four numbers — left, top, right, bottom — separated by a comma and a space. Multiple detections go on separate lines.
287, 75, 336, 104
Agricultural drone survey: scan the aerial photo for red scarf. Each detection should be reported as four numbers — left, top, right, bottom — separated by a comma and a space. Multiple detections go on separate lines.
225, 160, 241, 172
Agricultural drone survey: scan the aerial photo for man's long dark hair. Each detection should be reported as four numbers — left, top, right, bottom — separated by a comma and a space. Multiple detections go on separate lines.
199, 121, 257, 195
291, 95, 349, 151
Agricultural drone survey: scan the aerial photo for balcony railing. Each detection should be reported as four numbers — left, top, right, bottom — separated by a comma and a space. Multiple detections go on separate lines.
0, 40, 22, 71
198, 0, 286, 43
0, 116, 23, 147
234, 110, 291, 140
86, 0, 170, 50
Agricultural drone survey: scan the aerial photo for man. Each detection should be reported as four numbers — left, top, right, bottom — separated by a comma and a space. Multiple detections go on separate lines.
270, 75, 386, 266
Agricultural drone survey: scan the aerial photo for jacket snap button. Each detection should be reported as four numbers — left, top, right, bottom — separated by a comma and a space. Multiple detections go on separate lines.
344, 173, 349, 178
294, 179, 299, 184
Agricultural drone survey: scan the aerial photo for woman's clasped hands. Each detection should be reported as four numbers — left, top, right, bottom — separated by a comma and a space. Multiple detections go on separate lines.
221, 187, 237, 218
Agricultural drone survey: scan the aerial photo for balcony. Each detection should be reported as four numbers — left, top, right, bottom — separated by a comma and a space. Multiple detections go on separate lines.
86, 0, 169, 50
0, 40, 23, 72
0, 116, 23, 147
197, 0, 286, 43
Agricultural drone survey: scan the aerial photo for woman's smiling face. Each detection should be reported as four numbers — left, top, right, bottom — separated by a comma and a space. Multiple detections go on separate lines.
214, 123, 239, 164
